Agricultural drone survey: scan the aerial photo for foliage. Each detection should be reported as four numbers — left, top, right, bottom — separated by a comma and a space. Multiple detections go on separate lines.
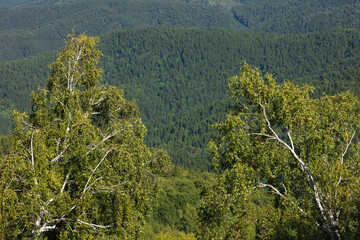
0, 34, 168, 239
0, 0, 239, 62
144, 225, 197, 240
1, 27, 360, 169
0, 1, 359, 238
147, 165, 215, 235
1, 0, 360, 62
155, 227, 197, 240
0, 135, 10, 155
143, 164, 216, 239
232, 0, 360, 34
199, 63, 360, 239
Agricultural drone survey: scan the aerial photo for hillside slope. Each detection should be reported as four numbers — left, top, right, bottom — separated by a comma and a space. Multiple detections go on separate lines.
0, 0, 240, 62
1, 0, 359, 62
1, 27, 360, 169
232, 0, 360, 33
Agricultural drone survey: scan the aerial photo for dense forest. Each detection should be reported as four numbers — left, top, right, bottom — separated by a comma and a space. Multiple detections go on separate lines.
0, 0, 359, 62
1, 27, 360, 169
1, 0, 360, 239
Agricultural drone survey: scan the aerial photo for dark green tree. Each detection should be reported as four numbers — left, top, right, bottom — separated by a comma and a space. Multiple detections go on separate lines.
0, 34, 168, 239
199, 63, 360, 239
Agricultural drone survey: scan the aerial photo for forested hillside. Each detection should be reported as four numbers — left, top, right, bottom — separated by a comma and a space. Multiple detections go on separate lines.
1, 0, 360, 238
0, 0, 239, 62
0, 0, 41, 8
232, 0, 360, 33
1, 0, 359, 62
1, 27, 360, 169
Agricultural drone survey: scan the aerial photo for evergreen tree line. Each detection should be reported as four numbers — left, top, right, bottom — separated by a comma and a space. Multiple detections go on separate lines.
1, 0, 359, 62
1, 27, 360, 170
232, 0, 360, 34
0, 0, 239, 62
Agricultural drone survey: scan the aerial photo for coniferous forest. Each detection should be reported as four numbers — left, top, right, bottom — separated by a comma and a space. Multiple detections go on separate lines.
1, 0, 360, 239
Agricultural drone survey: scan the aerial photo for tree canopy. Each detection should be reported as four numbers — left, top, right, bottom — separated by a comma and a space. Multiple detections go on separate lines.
0, 34, 168, 239
199, 63, 360, 239
2, 27, 360, 170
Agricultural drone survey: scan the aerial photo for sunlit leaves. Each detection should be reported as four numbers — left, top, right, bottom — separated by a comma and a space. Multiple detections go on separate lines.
200, 63, 360, 239
0, 34, 168, 239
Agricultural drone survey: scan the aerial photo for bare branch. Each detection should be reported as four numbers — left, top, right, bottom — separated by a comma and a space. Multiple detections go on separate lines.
51, 143, 70, 163
34, 204, 76, 237
61, 170, 71, 195
288, 131, 295, 151
82, 149, 112, 197
36, 223, 57, 236
98, 180, 129, 193
84, 177, 103, 194
17, 130, 36, 166
281, 182, 287, 195
76, 219, 113, 230
6, 178, 14, 190
337, 176, 342, 188
142, 156, 159, 166
22, 122, 36, 129
336, 131, 356, 197
90, 96, 105, 106
6, 173, 27, 190
20, 144, 31, 163
257, 182, 284, 197
29, 130, 39, 187
254, 182, 307, 215
341, 131, 356, 164
86, 130, 122, 155
249, 132, 277, 140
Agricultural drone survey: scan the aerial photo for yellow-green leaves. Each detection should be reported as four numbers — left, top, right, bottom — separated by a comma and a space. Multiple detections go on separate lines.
200, 63, 360, 239
47, 33, 103, 95
0, 34, 168, 239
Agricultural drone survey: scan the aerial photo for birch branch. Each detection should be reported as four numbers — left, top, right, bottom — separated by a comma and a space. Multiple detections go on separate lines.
258, 103, 329, 232
254, 182, 307, 215
30, 131, 35, 171
76, 219, 113, 230
256, 182, 284, 197
142, 156, 159, 166
86, 130, 121, 155
90, 96, 105, 106
82, 149, 112, 197
34, 205, 77, 237
249, 132, 277, 140
6, 174, 26, 190
84, 177, 103, 194
61, 170, 71, 195
51, 143, 70, 163
20, 144, 31, 164
341, 131, 356, 164
29, 130, 39, 186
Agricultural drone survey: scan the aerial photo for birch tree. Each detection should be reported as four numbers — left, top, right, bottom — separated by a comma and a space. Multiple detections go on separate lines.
199, 63, 360, 239
0, 34, 168, 239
